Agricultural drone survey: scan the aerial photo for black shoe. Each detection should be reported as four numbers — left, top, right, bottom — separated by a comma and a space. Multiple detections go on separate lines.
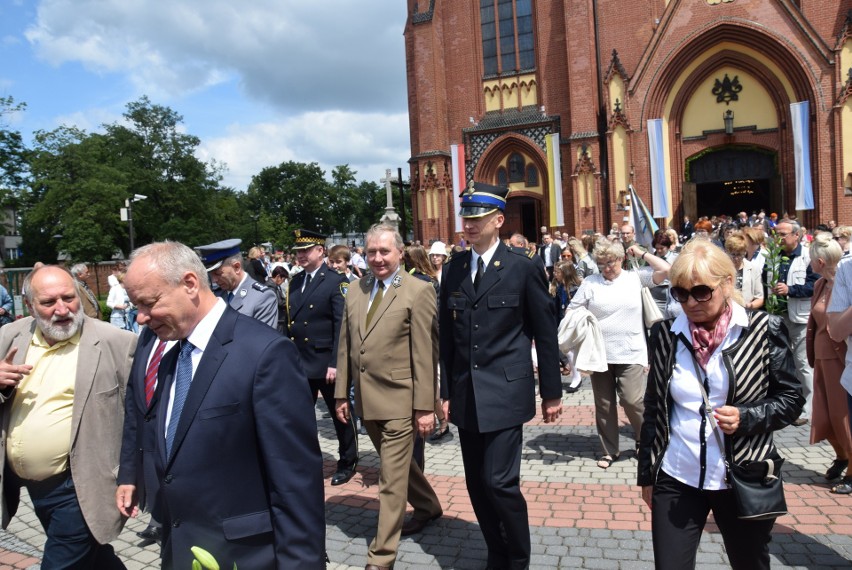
826, 459, 849, 481
428, 426, 453, 443
331, 463, 357, 486
136, 525, 161, 542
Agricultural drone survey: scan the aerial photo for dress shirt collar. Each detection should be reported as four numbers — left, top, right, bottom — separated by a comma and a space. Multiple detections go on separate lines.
229, 273, 248, 293
471, 240, 500, 275
373, 269, 400, 297
185, 298, 227, 354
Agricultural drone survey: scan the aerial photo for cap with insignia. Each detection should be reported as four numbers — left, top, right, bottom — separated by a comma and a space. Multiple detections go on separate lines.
195, 238, 243, 272
459, 181, 510, 218
292, 229, 327, 250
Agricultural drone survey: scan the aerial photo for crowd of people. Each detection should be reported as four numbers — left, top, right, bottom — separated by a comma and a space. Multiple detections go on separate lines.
0, 195, 848, 569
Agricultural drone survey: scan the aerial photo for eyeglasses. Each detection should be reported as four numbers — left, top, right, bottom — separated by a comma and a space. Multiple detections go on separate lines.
728, 253, 744, 259
775, 232, 791, 238
670, 285, 716, 303
596, 259, 619, 269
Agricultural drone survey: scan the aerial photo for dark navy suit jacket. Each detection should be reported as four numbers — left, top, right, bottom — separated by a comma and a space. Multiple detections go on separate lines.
287, 267, 347, 378
118, 327, 168, 514
439, 242, 562, 433
154, 307, 325, 569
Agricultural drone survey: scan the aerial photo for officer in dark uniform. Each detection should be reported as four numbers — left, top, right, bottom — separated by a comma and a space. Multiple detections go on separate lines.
196, 238, 279, 329
439, 182, 563, 569
288, 229, 358, 485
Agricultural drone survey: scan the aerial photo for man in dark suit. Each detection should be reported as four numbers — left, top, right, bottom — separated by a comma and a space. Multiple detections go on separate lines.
288, 228, 358, 485
440, 182, 563, 569
537, 233, 561, 280
117, 326, 171, 543
119, 241, 325, 569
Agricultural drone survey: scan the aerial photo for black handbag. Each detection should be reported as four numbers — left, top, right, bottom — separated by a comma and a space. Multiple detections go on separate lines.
688, 351, 788, 520
726, 457, 787, 520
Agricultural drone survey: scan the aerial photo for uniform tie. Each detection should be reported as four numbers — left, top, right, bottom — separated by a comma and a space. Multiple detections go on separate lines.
144, 341, 166, 407
365, 281, 385, 327
302, 273, 312, 293
226, 291, 234, 304
474, 257, 484, 291
166, 340, 195, 458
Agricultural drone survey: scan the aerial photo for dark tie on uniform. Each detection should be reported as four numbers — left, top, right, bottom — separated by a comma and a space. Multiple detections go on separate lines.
166, 340, 194, 458
226, 291, 234, 304
145, 341, 166, 407
303, 273, 312, 293
474, 257, 484, 291
365, 281, 384, 327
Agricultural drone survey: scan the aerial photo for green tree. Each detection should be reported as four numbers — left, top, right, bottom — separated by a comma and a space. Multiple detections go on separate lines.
0, 96, 28, 194
22, 127, 128, 263
245, 161, 333, 248
103, 96, 230, 248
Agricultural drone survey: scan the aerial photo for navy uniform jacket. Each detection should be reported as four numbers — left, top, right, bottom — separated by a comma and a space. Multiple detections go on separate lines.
287, 267, 347, 378
216, 275, 278, 329
155, 307, 325, 569
439, 242, 562, 433
118, 327, 169, 513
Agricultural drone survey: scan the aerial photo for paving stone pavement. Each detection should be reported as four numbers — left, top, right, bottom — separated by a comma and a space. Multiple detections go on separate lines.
0, 379, 850, 569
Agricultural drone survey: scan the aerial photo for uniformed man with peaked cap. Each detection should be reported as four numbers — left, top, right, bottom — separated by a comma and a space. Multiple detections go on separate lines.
288, 229, 358, 485
439, 181, 563, 569
196, 238, 278, 329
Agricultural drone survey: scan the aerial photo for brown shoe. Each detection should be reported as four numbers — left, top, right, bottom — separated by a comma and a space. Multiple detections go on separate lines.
400, 511, 442, 536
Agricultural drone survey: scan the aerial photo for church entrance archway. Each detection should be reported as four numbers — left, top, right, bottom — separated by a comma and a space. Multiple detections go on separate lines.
502, 196, 540, 242
686, 147, 779, 218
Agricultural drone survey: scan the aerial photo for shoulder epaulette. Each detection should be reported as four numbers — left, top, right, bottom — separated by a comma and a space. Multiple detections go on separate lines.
251, 282, 270, 292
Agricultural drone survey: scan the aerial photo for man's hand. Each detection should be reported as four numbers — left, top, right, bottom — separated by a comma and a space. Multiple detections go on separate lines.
335, 399, 350, 424
325, 367, 337, 384
541, 398, 563, 423
116, 484, 138, 518
0, 347, 32, 389
414, 410, 434, 440
772, 282, 789, 296
641, 486, 653, 510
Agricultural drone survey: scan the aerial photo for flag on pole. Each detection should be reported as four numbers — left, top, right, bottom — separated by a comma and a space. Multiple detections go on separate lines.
790, 101, 814, 210
546, 133, 564, 227
628, 184, 658, 248
450, 144, 466, 232
646, 119, 670, 218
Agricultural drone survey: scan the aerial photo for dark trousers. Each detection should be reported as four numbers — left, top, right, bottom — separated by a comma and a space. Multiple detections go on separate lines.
651, 470, 774, 570
310, 377, 358, 468
458, 425, 530, 569
24, 471, 125, 570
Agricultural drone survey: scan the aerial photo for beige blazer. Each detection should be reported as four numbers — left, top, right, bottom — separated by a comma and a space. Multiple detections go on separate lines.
0, 316, 136, 544
335, 271, 437, 420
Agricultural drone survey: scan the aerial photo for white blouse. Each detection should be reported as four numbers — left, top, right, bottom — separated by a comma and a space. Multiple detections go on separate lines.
662, 303, 749, 490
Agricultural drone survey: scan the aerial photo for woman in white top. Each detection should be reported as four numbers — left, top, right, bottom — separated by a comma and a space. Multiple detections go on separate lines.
724, 234, 764, 311
106, 273, 130, 330
569, 239, 670, 468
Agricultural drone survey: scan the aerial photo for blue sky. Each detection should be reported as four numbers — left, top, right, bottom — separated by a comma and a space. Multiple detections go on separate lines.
0, 0, 411, 191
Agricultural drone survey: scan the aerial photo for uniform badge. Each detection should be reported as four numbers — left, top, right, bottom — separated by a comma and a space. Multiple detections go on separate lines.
339, 282, 349, 297
494, 260, 501, 267
392, 275, 402, 288
240, 288, 247, 298
365, 275, 375, 288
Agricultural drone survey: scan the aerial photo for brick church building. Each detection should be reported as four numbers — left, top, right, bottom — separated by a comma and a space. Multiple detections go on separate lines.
403, 1, 852, 245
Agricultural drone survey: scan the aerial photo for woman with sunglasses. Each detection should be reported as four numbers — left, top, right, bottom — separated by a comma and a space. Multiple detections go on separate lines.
569, 239, 670, 469
638, 239, 803, 570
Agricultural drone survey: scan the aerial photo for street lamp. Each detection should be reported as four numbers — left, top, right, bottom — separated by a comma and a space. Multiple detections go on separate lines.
120, 194, 147, 254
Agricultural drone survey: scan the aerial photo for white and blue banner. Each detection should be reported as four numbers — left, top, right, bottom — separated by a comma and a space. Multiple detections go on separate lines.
646, 118, 670, 218
790, 101, 814, 210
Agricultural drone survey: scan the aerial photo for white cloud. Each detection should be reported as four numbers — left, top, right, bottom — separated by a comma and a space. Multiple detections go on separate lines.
197, 110, 411, 191
24, 0, 409, 112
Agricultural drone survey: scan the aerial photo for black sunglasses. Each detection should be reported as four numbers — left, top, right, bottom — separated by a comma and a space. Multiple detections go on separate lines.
670, 284, 715, 303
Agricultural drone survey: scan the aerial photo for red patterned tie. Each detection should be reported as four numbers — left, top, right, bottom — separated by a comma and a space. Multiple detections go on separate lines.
145, 341, 166, 407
